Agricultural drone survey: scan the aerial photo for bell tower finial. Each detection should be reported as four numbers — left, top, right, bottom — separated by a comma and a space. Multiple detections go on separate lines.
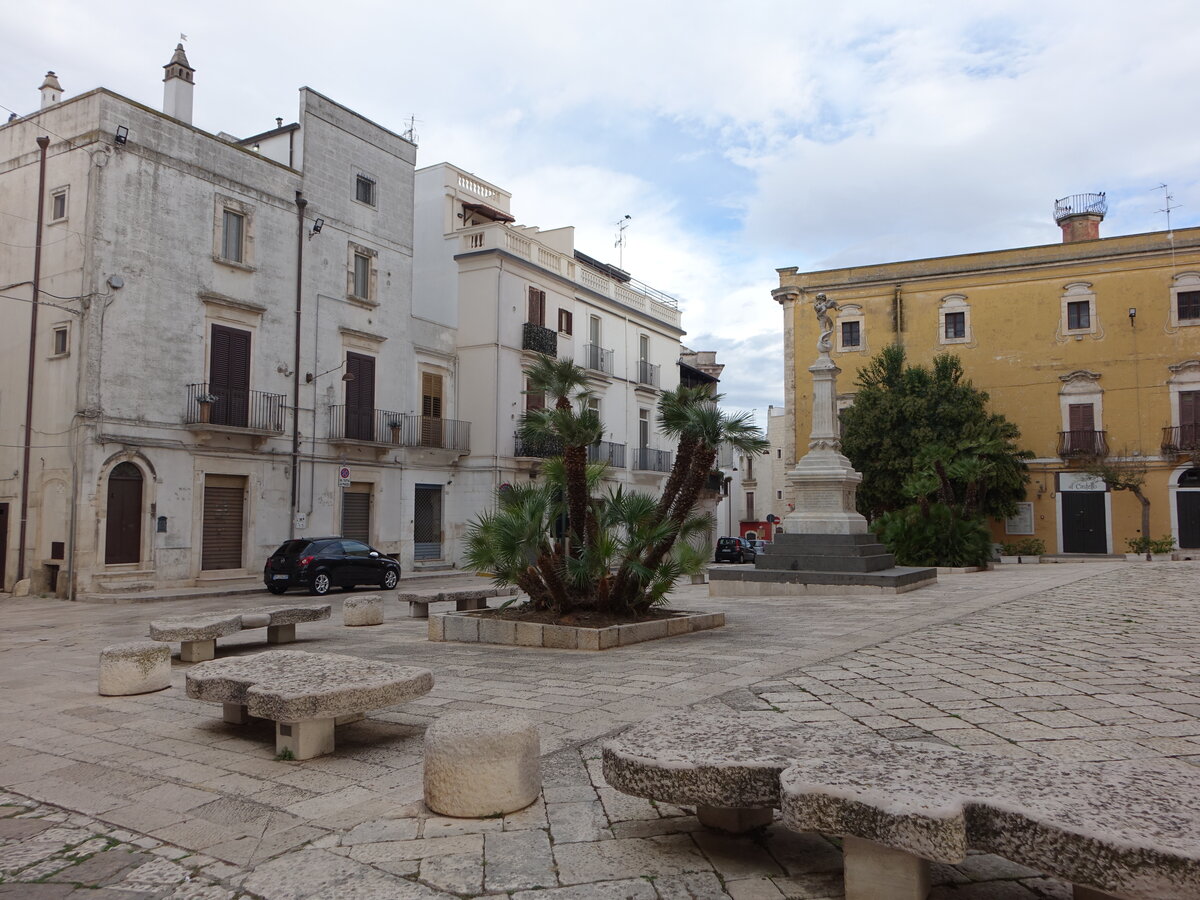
39, 71, 63, 109
162, 43, 195, 124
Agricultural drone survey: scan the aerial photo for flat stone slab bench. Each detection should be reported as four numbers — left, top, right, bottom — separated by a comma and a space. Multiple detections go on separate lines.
603, 711, 1200, 900
149, 604, 331, 661
185, 649, 433, 760
399, 587, 517, 619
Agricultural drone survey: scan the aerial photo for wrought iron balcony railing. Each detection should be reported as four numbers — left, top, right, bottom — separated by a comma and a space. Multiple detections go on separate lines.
1162, 425, 1200, 455
633, 447, 672, 473
637, 360, 660, 387
330, 407, 470, 450
514, 433, 563, 458
522, 322, 557, 356
185, 383, 286, 432
588, 440, 626, 468
582, 343, 614, 374
1057, 429, 1108, 459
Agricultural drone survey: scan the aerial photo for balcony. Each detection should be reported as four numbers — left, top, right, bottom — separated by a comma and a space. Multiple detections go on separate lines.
582, 343, 614, 375
634, 447, 673, 473
1162, 425, 1200, 457
330, 407, 470, 451
522, 322, 557, 356
185, 383, 286, 433
637, 360, 660, 388
588, 440, 626, 468
514, 433, 562, 458
1057, 429, 1108, 460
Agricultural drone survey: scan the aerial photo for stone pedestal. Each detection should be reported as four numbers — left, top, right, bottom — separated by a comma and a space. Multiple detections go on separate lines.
696, 805, 772, 833
842, 836, 930, 900
98, 642, 171, 696
424, 711, 541, 817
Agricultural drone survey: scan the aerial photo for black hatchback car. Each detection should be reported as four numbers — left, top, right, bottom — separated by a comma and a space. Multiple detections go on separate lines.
714, 536, 757, 564
263, 537, 401, 595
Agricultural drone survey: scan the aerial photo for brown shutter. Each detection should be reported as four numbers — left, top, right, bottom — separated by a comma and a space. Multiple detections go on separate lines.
1068, 404, 1094, 432
210, 324, 251, 427
345, 353, 376, 440
1181, 392, 1200, 426
528, 288, 545, 326
421, 373, 444, 447
525, 378, 545, 412
558, 309, 572, 334
201, 475, 244, 570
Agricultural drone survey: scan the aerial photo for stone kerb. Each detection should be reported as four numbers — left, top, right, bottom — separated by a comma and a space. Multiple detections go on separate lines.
429, 610, 724, 649
779, 741, 1200, 900
424, 711, 541, 817
98, 641, 171, 696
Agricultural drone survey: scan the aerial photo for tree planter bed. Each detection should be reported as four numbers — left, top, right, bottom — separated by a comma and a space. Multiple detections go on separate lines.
428, 609, 724, 650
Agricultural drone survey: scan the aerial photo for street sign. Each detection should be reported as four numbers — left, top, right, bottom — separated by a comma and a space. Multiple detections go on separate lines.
338, 465, 351, 488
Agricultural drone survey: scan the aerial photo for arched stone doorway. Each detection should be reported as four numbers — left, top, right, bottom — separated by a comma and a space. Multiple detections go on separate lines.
105, 462, 143, 564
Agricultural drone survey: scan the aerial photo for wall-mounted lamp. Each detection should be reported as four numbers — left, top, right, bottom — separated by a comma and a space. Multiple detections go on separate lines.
114, 125, 128, 145
1128, 307, 1137, 319
309, 217, 324, 239
305, 362, 355, 383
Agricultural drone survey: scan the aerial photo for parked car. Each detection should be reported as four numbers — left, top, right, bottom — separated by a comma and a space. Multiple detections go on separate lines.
263, 537, 401, 595
714, 536, 757, 564
747, 539, 770, 555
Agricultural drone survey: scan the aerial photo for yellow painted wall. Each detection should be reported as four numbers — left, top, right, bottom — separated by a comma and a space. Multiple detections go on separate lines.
779, 226, 1200, 555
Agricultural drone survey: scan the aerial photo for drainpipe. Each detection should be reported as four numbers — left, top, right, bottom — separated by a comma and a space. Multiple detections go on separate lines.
17, 136, 51, 584
290, 191, 306, 538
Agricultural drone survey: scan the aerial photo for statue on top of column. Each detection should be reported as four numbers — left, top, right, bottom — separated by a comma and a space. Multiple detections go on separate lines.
814, 293, 839, 355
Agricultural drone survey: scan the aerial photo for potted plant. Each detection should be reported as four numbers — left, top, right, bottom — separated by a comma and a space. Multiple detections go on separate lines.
196, 392, 218, 423
998, 537, 1044, 564
388, 417, 404, 444
1150, 535, 1176, 561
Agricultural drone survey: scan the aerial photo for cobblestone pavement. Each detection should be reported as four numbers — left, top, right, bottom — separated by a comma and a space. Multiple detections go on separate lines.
0, 561, 1196, 898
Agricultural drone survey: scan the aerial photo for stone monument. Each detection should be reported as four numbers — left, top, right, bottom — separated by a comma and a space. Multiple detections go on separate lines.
709, 291, 936, 596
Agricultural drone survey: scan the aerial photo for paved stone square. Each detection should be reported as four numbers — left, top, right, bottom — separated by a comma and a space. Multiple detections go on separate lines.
0, 561, 1196, 897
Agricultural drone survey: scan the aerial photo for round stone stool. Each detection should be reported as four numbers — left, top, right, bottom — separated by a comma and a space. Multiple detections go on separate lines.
424, 711, 541, 817
98, 641, 171, 696
344, 595, 384, 626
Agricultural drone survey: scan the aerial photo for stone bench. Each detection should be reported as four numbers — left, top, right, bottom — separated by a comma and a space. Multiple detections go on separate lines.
185, 649, 433, 760
149, 604, 331, 661
399, 587, 517, 619
603, 710, 1200, 900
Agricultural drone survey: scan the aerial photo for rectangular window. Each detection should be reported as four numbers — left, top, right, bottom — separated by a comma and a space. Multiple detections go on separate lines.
50, 188, 67, 222
525, 377, 545, 412
745, 456, 754, 480
777, 490, 783, 500
52, 326, 68, 356
745, 492, 755, 521
944, 311, 966, 340
589, 315, 601, 345
558, 308, 573, 334
1179, 291, 1200, 321
421, 372, 444, 447
639, 409, 650, 448
840, 320, 861, 348
639, 334, 650, 362
221, 210, 244, 263
353, 253, 371, 299
355, 174, 376, 207
528, 287, 546, 326
1067, 300, 1090, 330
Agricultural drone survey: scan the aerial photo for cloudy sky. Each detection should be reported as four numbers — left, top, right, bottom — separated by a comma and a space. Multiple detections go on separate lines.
5, 1, 1199, 420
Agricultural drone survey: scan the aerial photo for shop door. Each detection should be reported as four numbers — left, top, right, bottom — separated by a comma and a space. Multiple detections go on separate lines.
105, 462, 143, 564
1062, 492, 1107, 553
341, 486, 371, 544
1177, 470, 1200, 549
414, 485, 442, 560
202, 475, 245, 570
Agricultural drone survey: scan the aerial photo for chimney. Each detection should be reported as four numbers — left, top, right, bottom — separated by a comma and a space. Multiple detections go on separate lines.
1054, 192, 1107, 243
39, 71, 63, 109
162, 43, 195, 124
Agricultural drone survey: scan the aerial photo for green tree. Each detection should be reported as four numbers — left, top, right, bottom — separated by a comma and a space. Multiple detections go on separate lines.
840, 345, 1031, 520
1085, 453, 1152, 560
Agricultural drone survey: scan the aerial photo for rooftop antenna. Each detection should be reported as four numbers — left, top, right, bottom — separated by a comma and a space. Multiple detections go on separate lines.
614, 214, 631, 268
1156, 183, 1180, 237
402, 115, 420, 144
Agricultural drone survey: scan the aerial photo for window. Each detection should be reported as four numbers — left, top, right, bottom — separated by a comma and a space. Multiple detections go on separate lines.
746, 493, 755, 521
421, 372, 444, 447
777, 448, 782, 458
745, 456, 754, 480
355, 174, 377, 207
558, 308, 573, 334
525, 377, 545, 412
1067, 301, 1090, 331
52, 325, 68, 356
589, 315, 601, 345
840, 320, 860, 348
639, 409, 650, 448
777, 490, 783, 500
639, 334, 650, 362
208, 324, 252, 427
347, 243, 377, 302
1179, 291, 1200, 321
528, 287, 546, 326
1060, 282, 1097, 337
221, 210, 244, 263
944, 311, 966, 340
50, 187, 68, 222
353, 253, 370, 299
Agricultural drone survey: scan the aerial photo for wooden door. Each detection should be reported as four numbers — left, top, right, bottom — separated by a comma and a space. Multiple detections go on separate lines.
345, 353, 376, 441
104, 462, 142, 564
1181, 392, 1200, 448
1062, 492, 1107, 553
1067, 403, 1095, 455
421, 372, 443, 447
209, 325, 251, 427
201, 475, 244, 570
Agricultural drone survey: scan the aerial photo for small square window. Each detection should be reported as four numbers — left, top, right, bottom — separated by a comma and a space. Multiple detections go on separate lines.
221, 209, 245, 263
1179, 291, 1200, 321
944, 311, 966, 339
353, 253, 371, 299
840, 320, 861, 348
355, 174, 376, 207
1067, 300, 1090, 330
50, 188, 67, 222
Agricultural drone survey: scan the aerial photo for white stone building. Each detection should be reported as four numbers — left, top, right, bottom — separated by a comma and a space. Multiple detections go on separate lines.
0, 50, 462, 596
413, 163, 688, 534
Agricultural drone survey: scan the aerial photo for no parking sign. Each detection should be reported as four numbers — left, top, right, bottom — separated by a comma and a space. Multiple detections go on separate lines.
338, 466, 351, 488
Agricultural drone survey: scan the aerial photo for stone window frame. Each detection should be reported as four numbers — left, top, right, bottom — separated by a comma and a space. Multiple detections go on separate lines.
1058, 369, 1103, 438
49, 185, 69, 224
1167, 359, 1200, 429
938, 294, 972, 346
347, 242, 379, 306
1168, 272, 1200, 329
835, 304, 866, 353
212, 194, 255, 271
1059, 282, 1099, 339
354, 170, 378, 209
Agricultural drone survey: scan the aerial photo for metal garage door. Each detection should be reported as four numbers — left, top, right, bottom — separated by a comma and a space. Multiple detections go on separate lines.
202, 475, 245, 570
341, 485, 371, 544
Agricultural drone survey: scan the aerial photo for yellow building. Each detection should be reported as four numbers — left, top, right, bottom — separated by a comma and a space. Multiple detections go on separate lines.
775, 197, 1200, 556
